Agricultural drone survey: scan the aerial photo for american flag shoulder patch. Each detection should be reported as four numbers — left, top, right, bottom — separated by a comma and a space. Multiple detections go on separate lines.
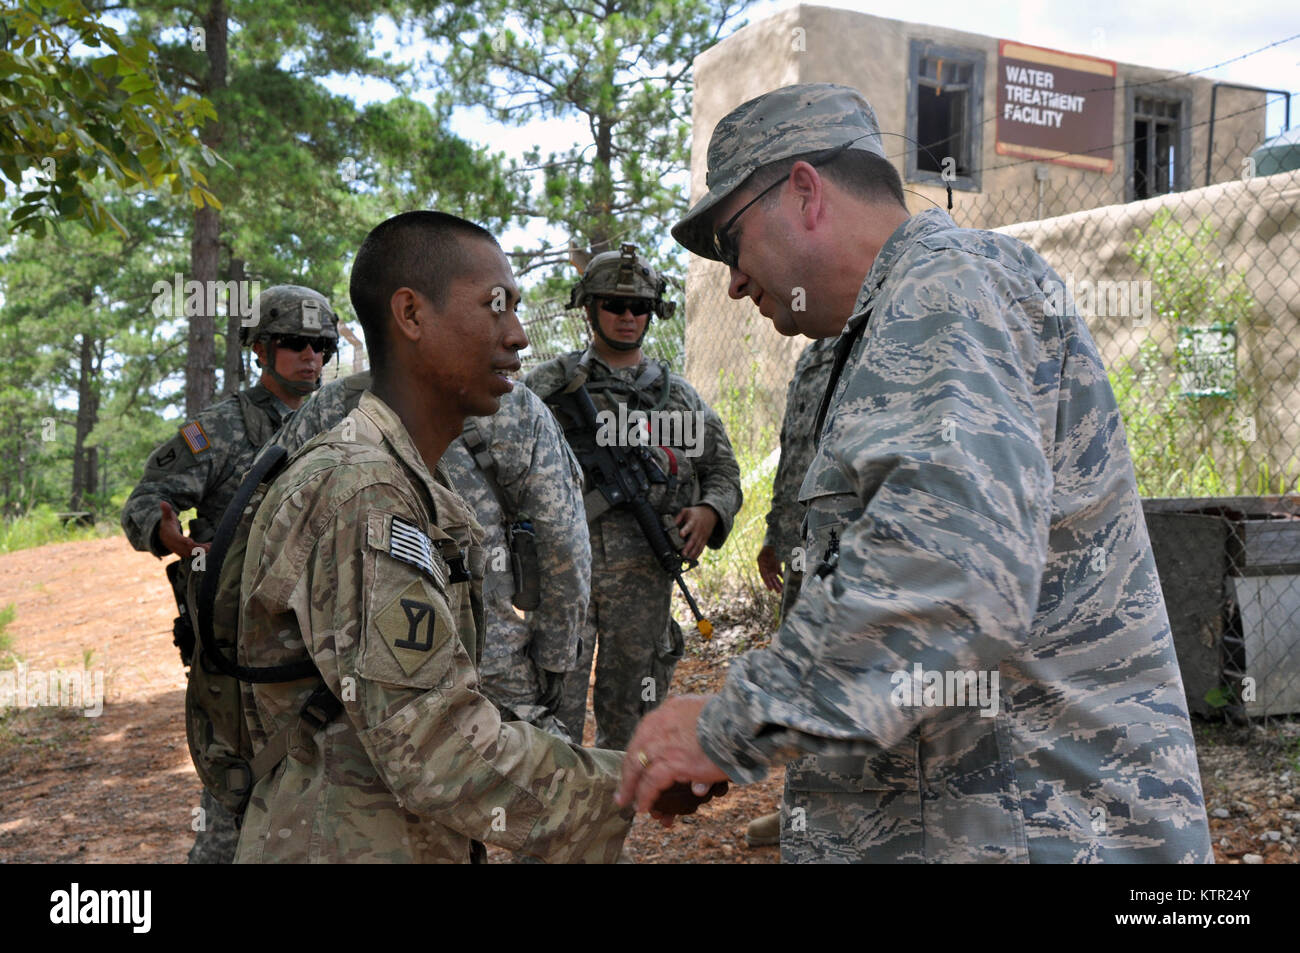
180, 420, 210, 455
389, 516, 442, 584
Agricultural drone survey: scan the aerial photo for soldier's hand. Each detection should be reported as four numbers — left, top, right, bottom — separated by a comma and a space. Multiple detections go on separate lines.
756, 545, 784, 593
674, 506, 718, 561
158, 501, 211, 559
616, 695, 730, 822
536, 666, 566, 712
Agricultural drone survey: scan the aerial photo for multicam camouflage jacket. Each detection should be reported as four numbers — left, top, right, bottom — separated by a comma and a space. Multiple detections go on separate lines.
121, 382, 289, 553
697, 209, 1213, 863
235, 390, 629, 863
271, 373, 590, 677
525, 348, 744, 551
764, 337, 837, 562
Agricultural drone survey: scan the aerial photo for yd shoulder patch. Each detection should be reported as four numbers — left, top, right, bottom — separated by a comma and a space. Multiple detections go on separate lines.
390, 516, 438, 580
374, 579, 453, 679
180, 420, 210, 455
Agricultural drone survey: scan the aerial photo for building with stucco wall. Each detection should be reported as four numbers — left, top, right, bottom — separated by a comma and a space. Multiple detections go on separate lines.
683, 5, 1272, 418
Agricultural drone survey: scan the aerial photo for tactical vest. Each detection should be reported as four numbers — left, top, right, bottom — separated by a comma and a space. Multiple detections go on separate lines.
458, 418, 540, 611
540, 350, 699, 523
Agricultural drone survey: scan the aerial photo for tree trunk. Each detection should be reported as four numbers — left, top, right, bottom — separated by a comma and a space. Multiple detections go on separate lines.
70, 333, 97, 511
589, 115, 614, 253
223, 256, 245, 395
185, 0, 229, 418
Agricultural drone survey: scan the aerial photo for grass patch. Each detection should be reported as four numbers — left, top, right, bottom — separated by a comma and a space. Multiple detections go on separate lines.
0, 603, 16, 670
0, 505, 115, 554
692, 361, 779, 607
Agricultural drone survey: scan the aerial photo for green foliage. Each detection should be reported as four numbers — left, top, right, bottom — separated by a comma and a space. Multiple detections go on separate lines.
0, 0, 220, 236
430, 0, 752, 279
1111, 211, 1294, 497
0, 188, 188, 514
694, 361, 777, 601
0, 1, 520, 517
0, 603, 16, 670
1128, 208, 1255, 330
0, 505, 113, 554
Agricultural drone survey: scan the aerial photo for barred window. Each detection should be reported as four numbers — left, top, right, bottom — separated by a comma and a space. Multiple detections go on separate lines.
907, 41, 985, 192
1133, 95, 1184, 199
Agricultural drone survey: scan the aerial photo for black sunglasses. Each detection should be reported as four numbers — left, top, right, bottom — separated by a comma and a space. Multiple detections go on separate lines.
711, 139, 859, 269
273, 334, 336, 360
597, 297, 653, 317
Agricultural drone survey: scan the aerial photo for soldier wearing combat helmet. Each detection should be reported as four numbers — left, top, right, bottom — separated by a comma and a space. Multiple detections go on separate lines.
120, 282, 338, 864
567, 243, 677, 353
527, 244, 742, 750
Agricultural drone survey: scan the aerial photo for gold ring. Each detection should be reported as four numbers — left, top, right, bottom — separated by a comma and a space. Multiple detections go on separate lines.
637, 750, 651, 768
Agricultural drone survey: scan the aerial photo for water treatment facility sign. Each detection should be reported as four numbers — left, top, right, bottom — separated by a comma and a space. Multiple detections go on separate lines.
996, 40, 1116, 172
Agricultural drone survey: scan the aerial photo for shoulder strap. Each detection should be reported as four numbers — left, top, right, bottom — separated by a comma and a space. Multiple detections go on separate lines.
633, 360, 673, 412
813, 317, 871, 449
245, 683, 343, 785
195, 444, 318, 683
236, 387, 284, 448
460, 419, 516, 522
583, 359, 672, 412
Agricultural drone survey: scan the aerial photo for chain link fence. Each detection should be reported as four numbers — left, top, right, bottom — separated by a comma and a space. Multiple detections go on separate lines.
522, 131, 1300, 723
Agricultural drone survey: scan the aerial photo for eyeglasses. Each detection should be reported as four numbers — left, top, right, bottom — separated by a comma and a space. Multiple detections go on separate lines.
711, 139, 859, 269
273, 334, 336, 360
597, 297, 653, 317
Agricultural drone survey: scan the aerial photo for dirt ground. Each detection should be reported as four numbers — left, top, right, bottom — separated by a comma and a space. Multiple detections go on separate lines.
0, 535, 1295, 864
0, 535, 781, 864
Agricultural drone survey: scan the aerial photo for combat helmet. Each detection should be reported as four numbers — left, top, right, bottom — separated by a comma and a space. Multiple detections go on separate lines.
568, 243, 676, 351
241, 284, 339, 395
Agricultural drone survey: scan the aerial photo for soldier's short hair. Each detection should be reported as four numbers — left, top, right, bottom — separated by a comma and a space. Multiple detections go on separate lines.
349, 211, 499, 372
747, 148, 906, 212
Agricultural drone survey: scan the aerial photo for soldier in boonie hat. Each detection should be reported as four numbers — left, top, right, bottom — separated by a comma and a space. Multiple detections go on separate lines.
672, 83, 888, 262
623, 82, 1214, 866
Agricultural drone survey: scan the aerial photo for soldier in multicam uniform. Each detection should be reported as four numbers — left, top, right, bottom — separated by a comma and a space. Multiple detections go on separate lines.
235, 210, 630, 863
747, 334, 836, 848
270, 371, 589, 741
525, 247, 743, 750
120, 284, 338, 865
619, 84, 1214, 863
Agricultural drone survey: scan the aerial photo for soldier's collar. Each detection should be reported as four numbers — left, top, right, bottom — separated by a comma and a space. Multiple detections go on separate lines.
355, 389, 443, 512
848, 208, 958, 322
581, 345, 645, 377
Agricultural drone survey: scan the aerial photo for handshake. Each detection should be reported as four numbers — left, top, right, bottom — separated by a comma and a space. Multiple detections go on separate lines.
616, 695, 734, 827
647, 780, 729, 820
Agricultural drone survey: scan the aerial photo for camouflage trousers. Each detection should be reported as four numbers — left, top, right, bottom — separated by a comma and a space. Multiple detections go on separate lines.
480, 649, 574, 743
557, 549, 681, 751
188, 788, 239, 864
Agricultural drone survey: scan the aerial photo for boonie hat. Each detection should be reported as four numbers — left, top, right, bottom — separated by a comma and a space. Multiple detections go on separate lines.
672, 83, 887, 260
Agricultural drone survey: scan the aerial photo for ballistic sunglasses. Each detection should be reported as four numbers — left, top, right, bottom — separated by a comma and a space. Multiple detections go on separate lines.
597, 297, 654, 317
273, 334, 336, 360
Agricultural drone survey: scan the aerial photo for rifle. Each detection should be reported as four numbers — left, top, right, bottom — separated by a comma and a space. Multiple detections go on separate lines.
550, 382, 713, 640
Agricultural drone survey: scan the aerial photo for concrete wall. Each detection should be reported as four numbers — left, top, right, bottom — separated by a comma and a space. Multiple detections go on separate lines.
684, 4, 1269, 427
